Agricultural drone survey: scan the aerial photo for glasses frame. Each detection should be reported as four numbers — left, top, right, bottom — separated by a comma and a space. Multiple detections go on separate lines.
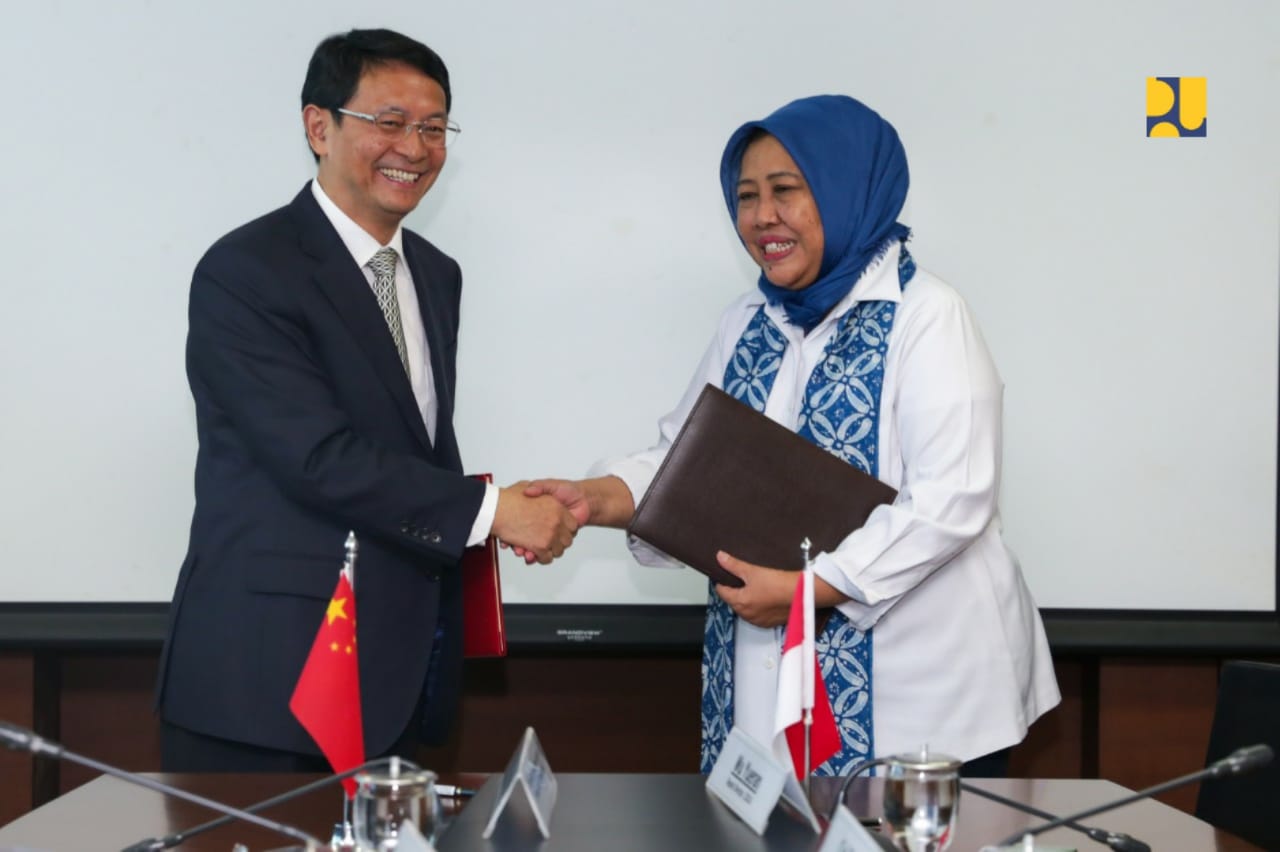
335, 108, 461, 149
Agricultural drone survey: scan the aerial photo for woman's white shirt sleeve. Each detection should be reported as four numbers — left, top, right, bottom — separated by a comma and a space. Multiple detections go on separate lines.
815, 271, 1007, 629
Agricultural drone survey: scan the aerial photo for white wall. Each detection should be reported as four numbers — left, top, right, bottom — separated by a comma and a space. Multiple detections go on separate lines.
0, 0, 1276, 610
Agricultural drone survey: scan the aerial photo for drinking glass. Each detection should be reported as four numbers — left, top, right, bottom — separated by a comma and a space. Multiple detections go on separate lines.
880, 748, 962, 852
351, 766, 440, 850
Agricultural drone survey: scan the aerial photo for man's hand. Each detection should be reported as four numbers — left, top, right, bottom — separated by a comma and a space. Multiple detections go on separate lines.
500, 479, 590, 564
502, 476, 637, 563
491, 482, 579, 565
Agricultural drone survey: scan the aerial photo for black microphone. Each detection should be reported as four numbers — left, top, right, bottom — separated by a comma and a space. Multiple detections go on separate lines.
1207, 743, 1273, 777
960, 781, 1150, 852
124, 756, 416, 851
0, 721, 325, 851
989, 743, 1274, 849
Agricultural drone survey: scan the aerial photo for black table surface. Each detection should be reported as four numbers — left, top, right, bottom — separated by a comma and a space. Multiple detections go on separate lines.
0, 772, 1260, 851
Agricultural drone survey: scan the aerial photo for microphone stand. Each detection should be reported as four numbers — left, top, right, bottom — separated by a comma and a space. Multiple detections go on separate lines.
125, 756, 414, 851
125, 757, 479, 851
0, 723, 323, 850
828, 757, 891, 822
960, 782, 1149, 852
990, 744, 1274, 849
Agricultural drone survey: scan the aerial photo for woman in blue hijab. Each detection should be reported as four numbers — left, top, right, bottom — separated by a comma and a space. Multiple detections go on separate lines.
523, 95, 1060, 778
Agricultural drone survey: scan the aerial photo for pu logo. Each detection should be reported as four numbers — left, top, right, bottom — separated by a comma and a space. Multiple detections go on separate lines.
1147, 77, 1206, 137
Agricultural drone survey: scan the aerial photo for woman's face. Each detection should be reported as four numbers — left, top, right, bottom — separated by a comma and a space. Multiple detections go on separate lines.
735, 134, 824, 290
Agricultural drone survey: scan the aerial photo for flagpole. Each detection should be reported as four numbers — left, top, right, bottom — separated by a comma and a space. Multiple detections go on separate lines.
343, 530, 358, 825
344, 530, 358, 589
803, 707, 812, 800
800, 538, 814, 799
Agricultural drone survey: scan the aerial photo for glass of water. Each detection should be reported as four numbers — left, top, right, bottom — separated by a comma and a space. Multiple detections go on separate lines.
880, 748, 962, 852
352, 764, 440, 850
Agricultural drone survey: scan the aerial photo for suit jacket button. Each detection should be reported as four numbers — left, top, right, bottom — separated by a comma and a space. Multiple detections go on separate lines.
428, 532, 442, 544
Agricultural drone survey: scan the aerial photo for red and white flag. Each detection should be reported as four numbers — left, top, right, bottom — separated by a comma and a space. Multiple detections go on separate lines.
773, 565, 840, 780
289, 564, 365, 796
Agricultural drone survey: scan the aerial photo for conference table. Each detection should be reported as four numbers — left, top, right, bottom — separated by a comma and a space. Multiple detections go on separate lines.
0, 772, 1259, 851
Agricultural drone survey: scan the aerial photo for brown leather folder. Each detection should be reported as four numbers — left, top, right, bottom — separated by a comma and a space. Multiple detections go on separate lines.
626, 384, 898, 588
462, 473, 507, 657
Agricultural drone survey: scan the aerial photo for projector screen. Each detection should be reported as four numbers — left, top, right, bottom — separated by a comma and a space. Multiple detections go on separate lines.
1, 0, 1276, 615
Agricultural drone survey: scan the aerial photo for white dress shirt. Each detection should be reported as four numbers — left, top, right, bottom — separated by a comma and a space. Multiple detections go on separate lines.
312, 180, 497, 546
596, 243, 1060, 761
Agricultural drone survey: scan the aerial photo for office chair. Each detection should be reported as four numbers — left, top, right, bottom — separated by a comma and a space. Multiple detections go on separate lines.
1193, 659, 1280, 849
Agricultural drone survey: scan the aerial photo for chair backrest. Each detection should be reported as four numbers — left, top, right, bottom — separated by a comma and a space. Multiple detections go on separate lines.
1194, 659, 1280, 849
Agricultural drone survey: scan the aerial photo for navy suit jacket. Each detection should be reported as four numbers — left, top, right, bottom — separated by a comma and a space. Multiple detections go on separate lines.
156, 185, 485, 756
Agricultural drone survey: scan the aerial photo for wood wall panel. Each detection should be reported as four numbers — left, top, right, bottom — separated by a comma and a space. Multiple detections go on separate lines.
57, 654, 162, 795
1097, 657, 1219, 813
1, 649, 1267, 829
0, 654, 34, 824
416, 651, 702, 774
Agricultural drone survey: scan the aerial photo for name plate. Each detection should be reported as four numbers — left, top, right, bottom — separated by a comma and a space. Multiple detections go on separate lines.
706, 726, 821, 835
482, 726, 558, 839
818, 804, 887, 852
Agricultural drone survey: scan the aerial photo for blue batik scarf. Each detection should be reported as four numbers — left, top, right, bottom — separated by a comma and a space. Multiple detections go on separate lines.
701, 95, 915, 774
720, 95, 911, 333
701, 247, 915, 775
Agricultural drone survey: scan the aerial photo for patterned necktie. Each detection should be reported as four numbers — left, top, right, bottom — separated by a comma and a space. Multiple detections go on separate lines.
368, 247, 410, 375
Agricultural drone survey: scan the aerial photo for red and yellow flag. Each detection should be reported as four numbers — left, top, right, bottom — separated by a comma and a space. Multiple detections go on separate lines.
288, 570, 365, 796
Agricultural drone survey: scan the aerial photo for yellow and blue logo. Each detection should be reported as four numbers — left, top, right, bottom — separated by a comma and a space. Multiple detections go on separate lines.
1147, 77, 1206, 137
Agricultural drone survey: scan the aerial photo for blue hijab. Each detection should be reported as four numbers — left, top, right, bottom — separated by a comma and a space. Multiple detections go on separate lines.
719, 95, 911, 332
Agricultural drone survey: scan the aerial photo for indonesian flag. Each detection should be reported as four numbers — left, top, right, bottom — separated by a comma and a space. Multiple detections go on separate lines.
289, 565, 365, 796
773, 565, 840, 780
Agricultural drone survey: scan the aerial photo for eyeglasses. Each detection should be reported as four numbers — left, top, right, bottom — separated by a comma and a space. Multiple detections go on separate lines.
335, 108, 461, 148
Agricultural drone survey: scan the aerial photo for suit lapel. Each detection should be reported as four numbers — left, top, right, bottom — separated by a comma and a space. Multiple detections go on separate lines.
289, 189, 435, 456
403, 237, 463, 472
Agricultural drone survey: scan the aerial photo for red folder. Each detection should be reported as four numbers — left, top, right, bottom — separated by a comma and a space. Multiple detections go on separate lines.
462, 473, 507, 657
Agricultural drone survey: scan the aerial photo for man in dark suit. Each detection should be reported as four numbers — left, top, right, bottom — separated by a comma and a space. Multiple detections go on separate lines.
155, 28, 579, 770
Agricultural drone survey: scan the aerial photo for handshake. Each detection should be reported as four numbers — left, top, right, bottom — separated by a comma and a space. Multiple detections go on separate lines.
490, 479, 591, 565
489, 476, 634, 565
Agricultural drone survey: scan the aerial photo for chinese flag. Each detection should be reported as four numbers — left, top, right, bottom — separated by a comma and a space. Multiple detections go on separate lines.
289, 569, 365, 796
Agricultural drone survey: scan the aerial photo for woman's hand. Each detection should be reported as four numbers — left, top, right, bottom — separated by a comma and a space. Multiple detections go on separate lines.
713, 551, 800, 628
522, 479, 592, 527
714, 550, 852, 628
